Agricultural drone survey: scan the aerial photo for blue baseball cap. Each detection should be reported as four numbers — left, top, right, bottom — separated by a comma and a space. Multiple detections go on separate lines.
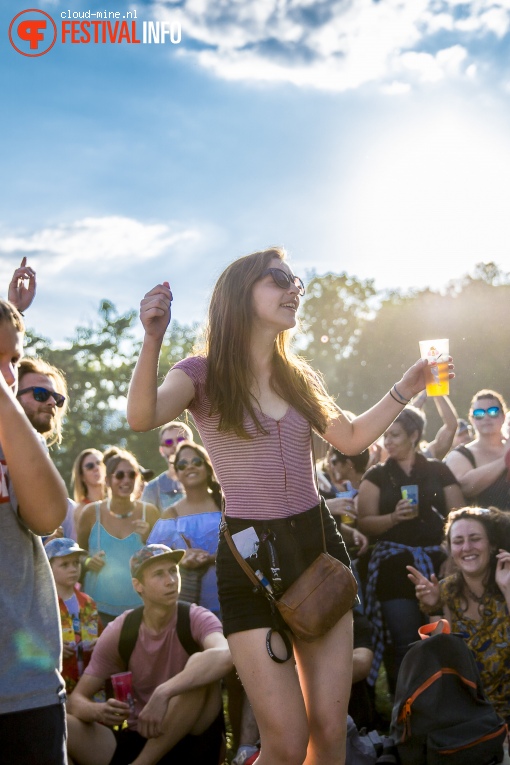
45, 537, 86, 560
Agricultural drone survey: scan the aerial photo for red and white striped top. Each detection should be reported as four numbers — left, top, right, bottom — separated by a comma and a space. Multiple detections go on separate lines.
172, 356, 320, 519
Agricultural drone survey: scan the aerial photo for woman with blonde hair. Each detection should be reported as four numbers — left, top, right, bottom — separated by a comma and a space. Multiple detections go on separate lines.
127, 246, 447, 765
77, 449, 159, 625
71, 448, 106, 528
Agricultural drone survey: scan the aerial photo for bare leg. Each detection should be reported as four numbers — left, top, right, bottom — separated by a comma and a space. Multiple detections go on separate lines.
228, 628, 308, 765
132, 684, 221, 765
66, 713, 117, 765
295, 611, 353, 765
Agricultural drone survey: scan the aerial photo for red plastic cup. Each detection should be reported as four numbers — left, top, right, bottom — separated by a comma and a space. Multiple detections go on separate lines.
111, 671, 135, 712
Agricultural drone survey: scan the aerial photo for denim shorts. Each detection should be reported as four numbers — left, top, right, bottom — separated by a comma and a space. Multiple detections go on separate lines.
217, 501, 352, 637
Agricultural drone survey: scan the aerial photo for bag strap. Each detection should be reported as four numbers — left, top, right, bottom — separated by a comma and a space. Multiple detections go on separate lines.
220, 514, 273, 599
118, 601, 200, 668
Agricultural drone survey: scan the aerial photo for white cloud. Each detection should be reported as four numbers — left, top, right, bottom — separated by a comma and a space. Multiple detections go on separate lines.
149, 0, 510, 91
0, 216, 201, 275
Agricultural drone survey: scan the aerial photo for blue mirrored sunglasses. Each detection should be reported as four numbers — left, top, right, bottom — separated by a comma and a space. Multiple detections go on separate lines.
472, 406, 501, 419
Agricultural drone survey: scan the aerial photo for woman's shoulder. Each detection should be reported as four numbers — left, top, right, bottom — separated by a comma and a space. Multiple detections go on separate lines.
171, 355, 207, 378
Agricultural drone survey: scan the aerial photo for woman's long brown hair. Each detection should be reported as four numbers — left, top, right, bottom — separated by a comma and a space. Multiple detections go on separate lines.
203, 246, 337, 438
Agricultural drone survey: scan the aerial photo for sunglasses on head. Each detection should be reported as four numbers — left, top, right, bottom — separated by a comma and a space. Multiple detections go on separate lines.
83, 459, 103, 471
161, 436, 187, 447
472, 406, 501, 419
261, 268, 305, 296
113, 470, 137, 480
175, 457, 205, 472
17, 386, 66, 408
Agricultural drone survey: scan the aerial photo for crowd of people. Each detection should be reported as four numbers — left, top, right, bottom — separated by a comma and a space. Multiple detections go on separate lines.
2, 251, 510, 765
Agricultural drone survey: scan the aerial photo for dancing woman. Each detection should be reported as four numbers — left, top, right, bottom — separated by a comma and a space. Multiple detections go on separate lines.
127, 247, 447, 765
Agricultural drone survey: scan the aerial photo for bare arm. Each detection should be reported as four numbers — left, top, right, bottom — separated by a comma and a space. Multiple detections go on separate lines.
67, 673, 130, 726
324, 358, 453, 455
445, 448, 508, 498
0, 376, 67, 534
357, 480, 416, 536
426, 396, 459, 461
127, 284, 194, 431
136, 631, 232, 737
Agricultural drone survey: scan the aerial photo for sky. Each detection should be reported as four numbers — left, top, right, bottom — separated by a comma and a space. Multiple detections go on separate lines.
2, 0, 510, 343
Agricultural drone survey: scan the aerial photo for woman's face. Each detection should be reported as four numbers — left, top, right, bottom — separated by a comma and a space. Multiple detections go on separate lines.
81, 452, 105, 490
109, 459, 138, 500
470, 397, 505, 437
174, 447, 208, 490
383, 422, 416, 461
449, 518, 492, 579
250, 257, 300, 333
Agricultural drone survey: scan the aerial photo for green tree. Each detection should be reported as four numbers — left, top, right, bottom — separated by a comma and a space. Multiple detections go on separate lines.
24, 302, 198, 491
298, 272, 376, 394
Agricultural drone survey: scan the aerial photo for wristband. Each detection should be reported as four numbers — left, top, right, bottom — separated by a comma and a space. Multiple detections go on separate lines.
393, 384, 410, 404
389, 389, 405, 405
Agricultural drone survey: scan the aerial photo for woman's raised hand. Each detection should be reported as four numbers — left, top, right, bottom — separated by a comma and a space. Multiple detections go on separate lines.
407, 564, 441, 608
140, 282, 173, 340
397, 357, 455, 401
495, 549, 510, 597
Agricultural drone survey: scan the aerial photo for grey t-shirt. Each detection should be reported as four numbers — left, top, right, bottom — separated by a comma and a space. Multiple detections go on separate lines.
0, 443, 65, 713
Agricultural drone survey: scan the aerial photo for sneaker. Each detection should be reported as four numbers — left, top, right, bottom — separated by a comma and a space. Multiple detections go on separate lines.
232, 745, 260, 765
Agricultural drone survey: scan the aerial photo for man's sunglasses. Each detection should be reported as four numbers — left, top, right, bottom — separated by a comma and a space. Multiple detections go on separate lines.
17, 386, 66, 408
175, 457, 205, 472
83, 460, 103, 471
261, 268, 305, 296
113, 470, 137, 480
472, 406, 501, 419
161, 436, 187, 447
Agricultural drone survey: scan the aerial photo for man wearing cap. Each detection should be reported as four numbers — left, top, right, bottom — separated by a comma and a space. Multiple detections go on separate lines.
141, 421, 194, 512
67, 544, 232, 765
45, 538, 102, 695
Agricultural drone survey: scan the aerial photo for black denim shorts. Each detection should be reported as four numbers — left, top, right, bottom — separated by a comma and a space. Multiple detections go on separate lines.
217, 501, 352, 637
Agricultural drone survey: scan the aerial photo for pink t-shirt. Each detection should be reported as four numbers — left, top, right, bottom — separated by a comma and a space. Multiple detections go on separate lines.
85, 604, 221, 730
172, 356, 319, 519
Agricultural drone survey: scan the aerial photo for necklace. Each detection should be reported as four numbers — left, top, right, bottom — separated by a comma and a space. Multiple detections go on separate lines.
464, 582, 485, 604
106, 497, 134, 519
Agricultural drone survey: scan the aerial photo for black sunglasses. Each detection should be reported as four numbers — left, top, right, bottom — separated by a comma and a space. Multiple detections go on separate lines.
261, 268, 305, 296
83, 460, 103, 471
161, 436, 187, 447
175, 457, 205, 472
114, 470, 137, 480
17, 386, 66, 408
472, 406, 501, 420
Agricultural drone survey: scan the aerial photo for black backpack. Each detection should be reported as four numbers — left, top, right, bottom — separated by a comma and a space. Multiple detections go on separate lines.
390, 624, 507, 764
118, 601, 200, 666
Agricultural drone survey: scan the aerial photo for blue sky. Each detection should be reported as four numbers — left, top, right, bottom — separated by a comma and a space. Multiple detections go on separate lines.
2, 0, 510, 342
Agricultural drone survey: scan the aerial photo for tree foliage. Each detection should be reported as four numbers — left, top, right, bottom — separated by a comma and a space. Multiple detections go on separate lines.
25, 302, 198, 490
298, 272, 376, 391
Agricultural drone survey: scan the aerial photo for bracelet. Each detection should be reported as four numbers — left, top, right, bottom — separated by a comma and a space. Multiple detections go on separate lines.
389, 389, 406, 405
393, 384, 410, 404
